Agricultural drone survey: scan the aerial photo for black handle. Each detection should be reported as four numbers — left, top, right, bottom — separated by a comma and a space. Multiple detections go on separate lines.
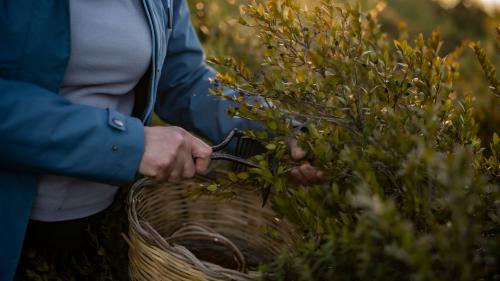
210, 152, 260, 168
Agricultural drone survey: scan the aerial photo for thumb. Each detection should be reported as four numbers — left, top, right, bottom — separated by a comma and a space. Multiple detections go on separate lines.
288, 139, 307, 160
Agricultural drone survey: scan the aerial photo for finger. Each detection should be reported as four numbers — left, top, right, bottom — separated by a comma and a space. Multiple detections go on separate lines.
153, 163, 171, 183
288, 139, 307, 160
190, 135, 212, 173
179, 137, 196, 178
290, 168, 308, 185
152, 159, 173, 183
168, 144, 188, 183
168, 162, 183, 183
183, 156, 196, 178
194, 156, 211, 174
299, 163, 319, 183
316, 170, 325, 180
152, 168, 169, 183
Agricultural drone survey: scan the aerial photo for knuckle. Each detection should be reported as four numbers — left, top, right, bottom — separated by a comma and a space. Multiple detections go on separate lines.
172, 126, 186, 133
172, 131, 185, 142
300, 164, 311, 172
150, 161, 162, 172
149, 169, 159, 179
151, 169, 166, 182
154, 159, 171, 172
170, 126, 187, 137
290, 169, 300, 177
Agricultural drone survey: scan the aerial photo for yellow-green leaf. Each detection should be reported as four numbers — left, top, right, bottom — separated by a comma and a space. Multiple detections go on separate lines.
257, 3, 265, 16
206, 184, 218, 192
268, 121, 278, 130
237, 172, 250, 180
228, 172, 238, 182
266, 143, 277, 150
493, 133, 499, 146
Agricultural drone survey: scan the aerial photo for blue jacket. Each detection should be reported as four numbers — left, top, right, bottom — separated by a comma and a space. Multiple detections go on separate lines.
0, 0, 257, 279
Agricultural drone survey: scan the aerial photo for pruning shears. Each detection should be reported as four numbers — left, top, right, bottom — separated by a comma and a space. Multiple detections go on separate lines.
209, 128, 274, 207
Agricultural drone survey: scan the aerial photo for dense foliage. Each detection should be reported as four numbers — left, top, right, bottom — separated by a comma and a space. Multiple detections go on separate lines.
190, 0, 500, 142
209, 1, 500, 280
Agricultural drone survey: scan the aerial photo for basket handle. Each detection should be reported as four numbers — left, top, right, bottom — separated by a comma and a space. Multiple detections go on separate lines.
139, 220, 248, 274
167, 223, 247, 273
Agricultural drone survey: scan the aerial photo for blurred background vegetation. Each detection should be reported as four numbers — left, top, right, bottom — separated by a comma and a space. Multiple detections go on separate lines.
20, 0, 500, 279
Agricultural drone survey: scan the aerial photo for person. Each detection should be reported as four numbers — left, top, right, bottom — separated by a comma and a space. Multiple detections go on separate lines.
0, 0, 323, 280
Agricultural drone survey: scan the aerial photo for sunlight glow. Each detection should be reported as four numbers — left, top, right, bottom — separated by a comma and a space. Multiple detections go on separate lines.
438, 0, 500, 12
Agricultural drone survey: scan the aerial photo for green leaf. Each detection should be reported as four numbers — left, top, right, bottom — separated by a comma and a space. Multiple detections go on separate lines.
206, 184, 218, 192
266, 143, 277, 150
228, 172, 238, 182
237, 172, 250, 180
268, 121, 278, 130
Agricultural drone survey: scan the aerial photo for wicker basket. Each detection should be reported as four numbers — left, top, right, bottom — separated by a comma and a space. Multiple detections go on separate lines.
126, 176, 297, 281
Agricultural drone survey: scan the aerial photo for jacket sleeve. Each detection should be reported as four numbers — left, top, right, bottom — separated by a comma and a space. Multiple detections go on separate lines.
0, 78, 145, 185
155, 0, 262, 144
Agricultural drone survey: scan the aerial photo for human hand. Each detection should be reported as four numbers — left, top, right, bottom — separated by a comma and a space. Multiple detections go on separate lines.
138, 126, 212, 182
287, 139, 325, 185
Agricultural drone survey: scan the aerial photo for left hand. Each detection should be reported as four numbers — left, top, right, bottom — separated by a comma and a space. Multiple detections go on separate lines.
287, 139, 325, 185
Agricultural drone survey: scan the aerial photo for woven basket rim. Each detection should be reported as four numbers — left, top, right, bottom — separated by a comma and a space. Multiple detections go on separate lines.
127, 176, 298, 281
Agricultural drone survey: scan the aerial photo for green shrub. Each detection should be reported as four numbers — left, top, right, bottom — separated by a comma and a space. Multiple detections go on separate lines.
209, 1, 500, 280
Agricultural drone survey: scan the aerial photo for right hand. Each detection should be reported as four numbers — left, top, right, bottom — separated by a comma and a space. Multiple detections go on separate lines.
287, 138, 325, 185
138, 126, 212, 182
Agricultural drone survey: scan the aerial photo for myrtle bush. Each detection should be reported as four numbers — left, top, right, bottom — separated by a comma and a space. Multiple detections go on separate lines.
208, 1, 500, 280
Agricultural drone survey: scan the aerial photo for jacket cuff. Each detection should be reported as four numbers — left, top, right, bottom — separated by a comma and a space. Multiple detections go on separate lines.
102, 109, 144, 184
